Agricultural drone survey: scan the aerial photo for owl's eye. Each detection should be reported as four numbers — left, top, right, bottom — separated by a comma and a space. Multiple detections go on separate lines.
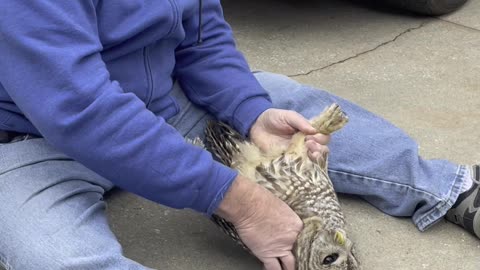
322, 253, 339, 265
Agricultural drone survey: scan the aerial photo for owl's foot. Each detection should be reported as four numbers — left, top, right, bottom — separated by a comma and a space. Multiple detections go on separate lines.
310, 103, 349, 135
445, 164, 480, 238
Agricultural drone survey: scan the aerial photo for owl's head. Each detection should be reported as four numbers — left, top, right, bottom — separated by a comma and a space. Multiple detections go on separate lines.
294, 217, 360, 270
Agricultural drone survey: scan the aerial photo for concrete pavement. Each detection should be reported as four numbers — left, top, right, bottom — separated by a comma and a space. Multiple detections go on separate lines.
108, 0, 480, 269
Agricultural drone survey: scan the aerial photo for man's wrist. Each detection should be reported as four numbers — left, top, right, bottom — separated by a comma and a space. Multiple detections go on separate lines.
248, 109, 266, 139
215, 175, 259, 224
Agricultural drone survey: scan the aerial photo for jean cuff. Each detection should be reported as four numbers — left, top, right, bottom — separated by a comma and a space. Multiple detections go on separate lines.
414, 164, 468, 231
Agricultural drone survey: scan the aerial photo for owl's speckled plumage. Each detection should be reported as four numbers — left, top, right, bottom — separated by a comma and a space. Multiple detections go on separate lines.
197, 104, 359, 270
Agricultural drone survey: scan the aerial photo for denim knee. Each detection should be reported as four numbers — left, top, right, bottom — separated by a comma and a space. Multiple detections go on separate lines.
253, 71, 303, 96
253, 71, 335, 119
0, 141, 131, 269
0, 208, 144, 270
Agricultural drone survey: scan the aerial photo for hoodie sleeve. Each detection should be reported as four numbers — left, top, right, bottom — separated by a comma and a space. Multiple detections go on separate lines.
174, 0, 273, 137
0, 0, 237, 215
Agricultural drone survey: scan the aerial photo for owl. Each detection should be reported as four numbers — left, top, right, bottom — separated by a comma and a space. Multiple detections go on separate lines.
196, 104, 359, 270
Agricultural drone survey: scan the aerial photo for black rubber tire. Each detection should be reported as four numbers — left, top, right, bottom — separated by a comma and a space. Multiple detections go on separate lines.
385, 0, 468, 15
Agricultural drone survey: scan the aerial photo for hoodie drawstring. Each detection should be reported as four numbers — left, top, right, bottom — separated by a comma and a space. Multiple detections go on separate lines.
197, 0, 203, 44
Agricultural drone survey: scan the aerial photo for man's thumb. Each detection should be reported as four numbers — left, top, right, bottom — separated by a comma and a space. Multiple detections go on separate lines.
284, 111, 317, 134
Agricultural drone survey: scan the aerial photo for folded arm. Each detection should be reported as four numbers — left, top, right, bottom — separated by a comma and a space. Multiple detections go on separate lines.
0, 0, 236, 215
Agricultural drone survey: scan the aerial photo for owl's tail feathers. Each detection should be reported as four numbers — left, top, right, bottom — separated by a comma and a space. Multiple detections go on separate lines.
205, 121, 244, 167
310, 103, 349, 135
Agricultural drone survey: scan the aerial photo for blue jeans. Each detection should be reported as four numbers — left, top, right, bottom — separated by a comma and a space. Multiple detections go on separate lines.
0, 72, 467, 269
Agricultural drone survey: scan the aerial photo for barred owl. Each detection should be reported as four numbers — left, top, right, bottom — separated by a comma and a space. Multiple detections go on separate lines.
198, 104, 359, 270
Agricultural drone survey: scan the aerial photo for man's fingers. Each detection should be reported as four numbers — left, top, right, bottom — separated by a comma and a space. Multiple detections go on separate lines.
305, 134, 331, 145
306, 140, 329, 162
305, 140, 330, 154
262, 258, 283, 270
279, 253, 296, 270
284, 111, 316, 134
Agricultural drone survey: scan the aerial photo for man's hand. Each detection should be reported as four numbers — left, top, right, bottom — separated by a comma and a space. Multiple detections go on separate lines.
216, 175, 303, 270
249, 108, 330, 161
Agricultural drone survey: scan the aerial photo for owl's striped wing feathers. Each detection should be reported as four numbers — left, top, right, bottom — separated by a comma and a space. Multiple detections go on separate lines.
205, 120, 243, 167
204, 121, 252, 250
203, 104, 351, 259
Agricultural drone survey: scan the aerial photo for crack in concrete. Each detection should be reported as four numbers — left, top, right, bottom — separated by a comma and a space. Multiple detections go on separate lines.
435, 17, 480, 33
287, 21, 428, 78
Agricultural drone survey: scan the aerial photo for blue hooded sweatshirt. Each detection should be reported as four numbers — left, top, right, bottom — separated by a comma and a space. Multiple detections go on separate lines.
0, 0, 272, 215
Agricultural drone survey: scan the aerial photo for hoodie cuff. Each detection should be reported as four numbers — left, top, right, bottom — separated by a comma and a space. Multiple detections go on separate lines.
194, 161, 238, 216
232, 96, 273, 137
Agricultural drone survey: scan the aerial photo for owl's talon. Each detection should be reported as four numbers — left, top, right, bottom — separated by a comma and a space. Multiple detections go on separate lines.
311, 103, 349, 135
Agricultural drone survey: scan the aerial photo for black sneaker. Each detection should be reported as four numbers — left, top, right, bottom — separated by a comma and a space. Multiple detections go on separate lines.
445, 165, 480, 238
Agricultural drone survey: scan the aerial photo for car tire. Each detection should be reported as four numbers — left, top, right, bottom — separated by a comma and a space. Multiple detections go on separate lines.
385, 0, 468, 15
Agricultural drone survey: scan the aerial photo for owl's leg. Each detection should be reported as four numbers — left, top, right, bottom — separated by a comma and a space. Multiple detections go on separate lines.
310, 103, 349, 135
